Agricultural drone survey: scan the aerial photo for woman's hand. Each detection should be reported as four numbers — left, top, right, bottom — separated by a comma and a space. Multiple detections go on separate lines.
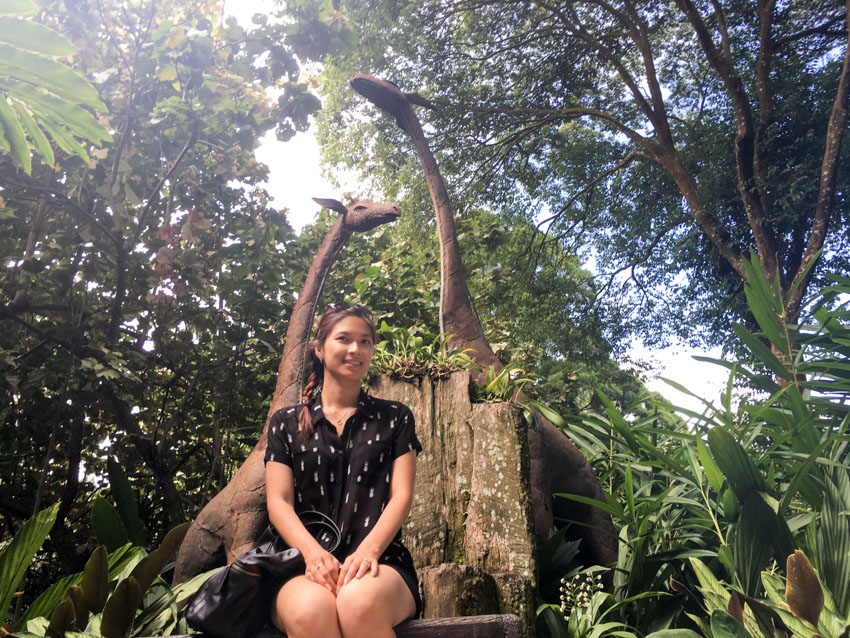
336, 548, 380, 591
304, 549, 340, 592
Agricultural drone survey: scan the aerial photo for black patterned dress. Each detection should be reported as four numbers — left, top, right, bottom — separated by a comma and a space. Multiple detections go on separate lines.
263, 390, 423, 617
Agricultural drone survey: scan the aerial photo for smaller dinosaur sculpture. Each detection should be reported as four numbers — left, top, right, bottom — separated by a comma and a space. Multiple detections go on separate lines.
173, 197, 400, 583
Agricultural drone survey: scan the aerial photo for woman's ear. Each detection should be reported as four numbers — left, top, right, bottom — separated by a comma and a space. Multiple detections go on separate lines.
314, 344, 323, 362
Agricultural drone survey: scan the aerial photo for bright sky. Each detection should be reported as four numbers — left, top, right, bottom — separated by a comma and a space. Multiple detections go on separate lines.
224, 0, 732, 417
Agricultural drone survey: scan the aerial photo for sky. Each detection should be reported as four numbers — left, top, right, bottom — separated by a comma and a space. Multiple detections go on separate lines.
224, 0, 733, 417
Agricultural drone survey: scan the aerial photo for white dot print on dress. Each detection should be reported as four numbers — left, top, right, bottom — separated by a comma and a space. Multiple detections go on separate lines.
300, 460, 304, 471
353, 502, 358, 513
345, 492, 349, 503
379, 453, 384, 463
317, 455, 321, 465
364, 517, 370, 527
369, 487, 374, 498
362, 423, 367, 431
376, 433, 380, 441
320, 485, 324, 496
314, 432, 319, 439
356, 475, 362, 483
390, 419, 396, 429
287, 433, 293, 443
314, 471, 319, 482
270, 453, 275, 462
363, 461, 369, 472
272, 425, 276, 434
287, 407, 295, 414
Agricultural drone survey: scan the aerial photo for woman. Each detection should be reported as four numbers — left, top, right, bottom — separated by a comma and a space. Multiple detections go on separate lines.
264, 303, 422, 638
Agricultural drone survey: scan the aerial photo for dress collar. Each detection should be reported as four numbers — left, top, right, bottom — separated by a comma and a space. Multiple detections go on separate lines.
308, 389, 376, 426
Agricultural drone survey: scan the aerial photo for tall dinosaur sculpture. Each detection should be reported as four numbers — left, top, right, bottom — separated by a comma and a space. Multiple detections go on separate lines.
349, 74, 617, 568
173, 197, 400, 583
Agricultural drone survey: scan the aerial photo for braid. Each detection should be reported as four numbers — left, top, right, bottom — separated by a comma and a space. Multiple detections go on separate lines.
297, 351, 323, 440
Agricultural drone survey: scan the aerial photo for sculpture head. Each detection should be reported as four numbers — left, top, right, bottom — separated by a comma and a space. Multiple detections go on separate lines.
312, 197, 400, 232
349, 73, 407, 116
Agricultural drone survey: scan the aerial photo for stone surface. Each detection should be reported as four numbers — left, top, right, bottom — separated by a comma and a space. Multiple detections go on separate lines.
419, 564, 499, 618
368, 373, 537, 637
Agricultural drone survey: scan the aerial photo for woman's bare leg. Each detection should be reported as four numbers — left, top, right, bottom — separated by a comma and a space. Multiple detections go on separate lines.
272, 575, 342, 638
335, 566, 416, 638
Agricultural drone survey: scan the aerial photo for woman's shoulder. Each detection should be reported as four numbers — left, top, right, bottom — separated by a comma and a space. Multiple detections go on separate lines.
268, 403, 307, 427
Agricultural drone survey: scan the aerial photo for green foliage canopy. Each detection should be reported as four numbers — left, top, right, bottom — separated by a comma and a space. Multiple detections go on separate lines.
313, 0, 850, 349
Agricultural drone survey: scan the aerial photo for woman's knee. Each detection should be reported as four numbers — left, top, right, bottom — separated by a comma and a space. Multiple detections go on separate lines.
336, 579, 398, 635
273, 579, 339, 638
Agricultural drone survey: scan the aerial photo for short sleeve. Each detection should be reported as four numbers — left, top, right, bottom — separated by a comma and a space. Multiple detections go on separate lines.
264, 409, 293, 467
391, 405, 422, 459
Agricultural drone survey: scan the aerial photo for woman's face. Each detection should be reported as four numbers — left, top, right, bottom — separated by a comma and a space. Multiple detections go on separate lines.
315, 315, 375, 384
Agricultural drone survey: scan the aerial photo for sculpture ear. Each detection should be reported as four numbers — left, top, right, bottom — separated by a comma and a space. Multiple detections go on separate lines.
312, 198, 348, 215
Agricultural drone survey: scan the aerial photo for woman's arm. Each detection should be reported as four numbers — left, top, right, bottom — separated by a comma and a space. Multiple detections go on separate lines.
265, 461, 340, 591
337, 450, 416, 589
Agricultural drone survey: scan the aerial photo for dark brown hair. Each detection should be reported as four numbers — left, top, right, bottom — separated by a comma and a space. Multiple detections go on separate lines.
297, 303, 377, 439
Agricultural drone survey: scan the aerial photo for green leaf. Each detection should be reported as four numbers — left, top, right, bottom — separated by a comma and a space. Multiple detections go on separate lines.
64, 585, 88, 631
107, 458, 148, 546
0, 44, 103, 109
80, 545, 108, 615
46, 595, 75, 638
734, 493, 780, 596
0, 96, 29, 173
697, 438, 725, 494
91, 495, 130, 552
11, 100, 53, 167
0, 503, 58, 622
100, 576, 142, 638
0, 0, 36, 15
710, 609, 752, 638
707, 428, 769, 500
1, 80, 110, 143
128, 522, 190, 593
0, 17, 75, 56
731, 324, 791, 381
645, 630, 703, 638
818, 469, 850, 616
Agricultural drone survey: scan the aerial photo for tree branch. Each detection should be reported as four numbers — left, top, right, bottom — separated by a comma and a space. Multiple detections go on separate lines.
787, 0, 850, 317
581, 214, 691, 313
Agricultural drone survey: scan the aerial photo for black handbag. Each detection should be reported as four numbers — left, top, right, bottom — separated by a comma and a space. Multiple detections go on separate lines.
185, 511, 341, 638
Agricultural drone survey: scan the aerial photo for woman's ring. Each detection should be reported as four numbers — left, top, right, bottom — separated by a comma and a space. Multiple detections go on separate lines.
314, 562, 322, 570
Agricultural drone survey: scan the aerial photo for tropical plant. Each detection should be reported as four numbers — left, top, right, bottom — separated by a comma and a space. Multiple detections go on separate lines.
1, 505, 58, 630
471, 362, 539, 404
535, 256, 850, 637
0, 0, 111, 173
9, 518, 204, 638
367, 322, 473, 379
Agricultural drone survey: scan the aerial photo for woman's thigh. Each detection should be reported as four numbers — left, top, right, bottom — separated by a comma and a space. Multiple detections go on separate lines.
272, 575, 341, 638
335, 565, 416, 630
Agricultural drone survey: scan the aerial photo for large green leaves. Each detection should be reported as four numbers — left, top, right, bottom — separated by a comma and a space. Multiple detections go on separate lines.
0, 503, 58, 624
0, 3, 110, 173
817, 470, 850, 618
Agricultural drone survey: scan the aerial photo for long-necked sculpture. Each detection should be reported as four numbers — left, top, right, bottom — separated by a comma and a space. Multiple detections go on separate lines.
349, 74, 617, 568
173, 198, 400, 582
